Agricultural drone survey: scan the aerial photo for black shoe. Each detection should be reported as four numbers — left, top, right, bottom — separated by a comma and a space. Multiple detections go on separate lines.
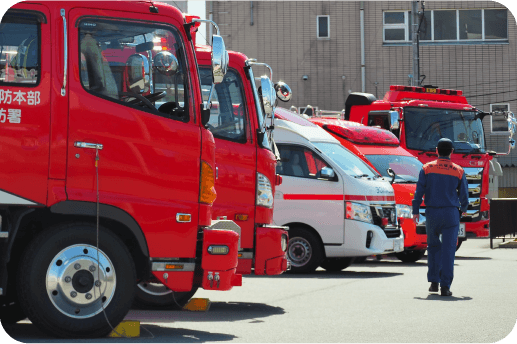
440, 287, 452, 296
429, 282, 439, 292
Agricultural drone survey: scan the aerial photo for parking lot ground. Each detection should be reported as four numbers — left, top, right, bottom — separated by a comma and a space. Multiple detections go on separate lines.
2, 237, 517, 343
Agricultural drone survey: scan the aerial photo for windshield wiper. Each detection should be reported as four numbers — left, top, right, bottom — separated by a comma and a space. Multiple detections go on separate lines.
353, 174, 369, 178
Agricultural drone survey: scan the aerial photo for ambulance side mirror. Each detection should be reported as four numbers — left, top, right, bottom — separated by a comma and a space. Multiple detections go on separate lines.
260, 75, 276, 117
387, 168, 396, 185
320, 167, 335, 179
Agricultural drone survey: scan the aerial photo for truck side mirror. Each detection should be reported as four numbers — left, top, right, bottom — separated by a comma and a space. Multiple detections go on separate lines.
389, 111, 400, 130
320, 167, 335, 179
125, 54, 150, 94
275, 81, 292, 102
211, 35, 229, 85
260, 75, 275, 116
387, 168, 396, 185
153, 51, 178, 77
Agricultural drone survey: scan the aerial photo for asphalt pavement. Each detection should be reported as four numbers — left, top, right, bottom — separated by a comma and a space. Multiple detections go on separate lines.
2, 237, 517, 343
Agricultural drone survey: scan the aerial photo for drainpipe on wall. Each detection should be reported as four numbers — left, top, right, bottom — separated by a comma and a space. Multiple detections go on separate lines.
251, 1, 254, 26
209, 1, 213, 40
360, 1, 365, 93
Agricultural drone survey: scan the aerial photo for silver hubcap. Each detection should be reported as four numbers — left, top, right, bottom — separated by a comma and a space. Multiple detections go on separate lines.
46, 244, 116, 319
137, 282, 172, 296
288, 237, 312, 267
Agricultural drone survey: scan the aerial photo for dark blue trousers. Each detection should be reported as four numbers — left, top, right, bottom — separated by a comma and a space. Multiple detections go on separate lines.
425, 207, 459, 289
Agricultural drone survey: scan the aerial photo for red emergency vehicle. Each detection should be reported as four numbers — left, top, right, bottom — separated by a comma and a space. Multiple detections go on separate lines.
0, 1, 241, 338
345, 86, 517, 238
133, 46, 291, 308
310, 118, 428, 262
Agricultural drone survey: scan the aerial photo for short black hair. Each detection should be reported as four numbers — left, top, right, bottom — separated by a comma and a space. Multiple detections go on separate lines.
438, 146, 453, 157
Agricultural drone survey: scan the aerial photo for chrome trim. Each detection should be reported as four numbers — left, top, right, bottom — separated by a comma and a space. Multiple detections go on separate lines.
0, 232, 8, 239
60, 9, 67, 97
468, 184, 481, 194
468, 197, 481, 208
0, 288, 3, 295
74, 142, 103, 150
151, 262, 195, 272
176, 213, 191, 223
258, 224, 289, 231
464, 167, 483, 180
238, 252, 254, 259
192, 19, 220, 35
247, 61, 273, 80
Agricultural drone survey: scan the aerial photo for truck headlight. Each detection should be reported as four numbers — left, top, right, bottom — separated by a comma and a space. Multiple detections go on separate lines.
256, 173, 274, 208
395, 204, 412, 219
345, 202, 373, 224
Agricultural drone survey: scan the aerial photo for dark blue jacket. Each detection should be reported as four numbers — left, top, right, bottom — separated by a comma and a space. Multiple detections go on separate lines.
412, 157, 469, 215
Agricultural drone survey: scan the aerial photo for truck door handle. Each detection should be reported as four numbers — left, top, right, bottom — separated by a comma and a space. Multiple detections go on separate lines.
74, 142, 103, 150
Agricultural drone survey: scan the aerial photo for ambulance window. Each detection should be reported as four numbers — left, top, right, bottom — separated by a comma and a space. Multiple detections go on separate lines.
78, 19, 191, 121
276, 145, 333, 180
0, 12, 41, 86
200, 67, 247, 143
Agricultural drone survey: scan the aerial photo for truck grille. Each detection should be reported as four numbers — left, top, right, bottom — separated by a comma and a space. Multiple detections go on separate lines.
370, 205, 401, 238
462, 167, 483, 222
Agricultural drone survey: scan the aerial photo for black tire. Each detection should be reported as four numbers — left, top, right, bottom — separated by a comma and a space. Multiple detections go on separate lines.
17, 223, 136, 338
0, 301, 26, 324
286, 227, 323, 273
456, 239, 463, 251
133, 283, 199, 310
394, 249, 426, 263
320, 257, 354, 272
352, 256, 368, 264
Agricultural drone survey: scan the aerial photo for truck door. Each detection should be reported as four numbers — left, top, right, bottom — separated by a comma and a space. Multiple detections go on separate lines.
65, 8, 201, 258
0, 5, 50, 206
200, 68, 257, 249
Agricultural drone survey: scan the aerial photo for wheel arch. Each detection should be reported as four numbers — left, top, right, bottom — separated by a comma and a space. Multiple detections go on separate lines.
282, 222, 326, 258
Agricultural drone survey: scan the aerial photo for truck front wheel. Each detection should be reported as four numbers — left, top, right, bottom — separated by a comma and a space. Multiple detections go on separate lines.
286, 228, 323, 273
394, 249, 426, 263
133, 282, 199, 310
17, 223, 136, 338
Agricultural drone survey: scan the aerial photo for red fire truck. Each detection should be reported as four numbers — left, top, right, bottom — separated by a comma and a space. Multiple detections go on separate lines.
345, 85, 517, 238
133, 46, 291, 308
310, 118, 428, 262
0, 1, 242, 338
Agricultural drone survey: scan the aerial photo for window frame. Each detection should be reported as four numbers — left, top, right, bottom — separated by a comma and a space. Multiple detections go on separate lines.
77, 16, 193, 122
490, 103, 511, 135
0, 11, 43, 88
201, 66, 250, 144
382, 8, 508, 44
317, 15, 330, 39
276, 143, 338, 182
298, 106, 319, 116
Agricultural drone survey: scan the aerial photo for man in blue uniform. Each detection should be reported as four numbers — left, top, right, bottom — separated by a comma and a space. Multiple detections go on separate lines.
412, 138, 469, 296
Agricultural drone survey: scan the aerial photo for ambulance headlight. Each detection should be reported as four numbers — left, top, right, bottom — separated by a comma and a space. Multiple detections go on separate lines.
281, 234, 288, 252
256, 173, 274, 208
396, 204, 413, 219
345, 202, 373, 224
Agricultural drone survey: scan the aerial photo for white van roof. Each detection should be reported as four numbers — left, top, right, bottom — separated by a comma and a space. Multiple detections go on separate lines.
274, 108, 339, 145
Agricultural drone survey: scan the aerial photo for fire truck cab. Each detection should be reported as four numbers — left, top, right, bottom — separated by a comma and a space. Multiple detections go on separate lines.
346, 86, 517, 238
0, 1, 241, 338
273, 108, 404, 273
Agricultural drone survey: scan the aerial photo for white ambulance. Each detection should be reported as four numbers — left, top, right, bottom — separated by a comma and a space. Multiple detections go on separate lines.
273, 108, 404, 273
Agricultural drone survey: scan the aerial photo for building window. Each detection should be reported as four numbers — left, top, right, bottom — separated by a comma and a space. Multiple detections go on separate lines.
490, 103, 510, 134
317, 16, 330, 39
383, 8, 508, 43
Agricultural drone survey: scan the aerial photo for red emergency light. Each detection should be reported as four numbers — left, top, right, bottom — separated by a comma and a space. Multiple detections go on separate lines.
390, 85, 463, 96
323, 123, 400, 146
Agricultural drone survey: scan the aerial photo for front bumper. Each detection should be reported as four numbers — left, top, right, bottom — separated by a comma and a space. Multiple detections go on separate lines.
237, 225, 289, 276
465, 220, 489, 238
400, 218, 427, 250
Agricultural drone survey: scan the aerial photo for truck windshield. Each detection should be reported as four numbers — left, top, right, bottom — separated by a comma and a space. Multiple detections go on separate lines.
404, 107, 485, 154
313, 142, 378, 178
365, 155, 423, 183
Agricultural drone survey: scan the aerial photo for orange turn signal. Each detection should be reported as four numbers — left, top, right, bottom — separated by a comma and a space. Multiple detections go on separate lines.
235, 214, 248, 221
199, 161, 217, 205
165, 264, 184, 270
